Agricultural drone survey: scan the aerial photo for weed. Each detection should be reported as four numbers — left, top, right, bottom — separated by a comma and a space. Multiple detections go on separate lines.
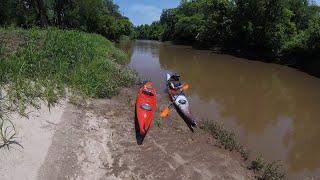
0, 28, 136, 149
249, 155, 265, 172
200, 120, 286, 179
0, 119, 23, 150
259, 161, 285, 180
157, 119, 162, 127
199, 120, 249, 160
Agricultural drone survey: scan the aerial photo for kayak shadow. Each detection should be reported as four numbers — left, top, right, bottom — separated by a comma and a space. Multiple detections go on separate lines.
175, 108, 196, 133
134, 109, 145, 145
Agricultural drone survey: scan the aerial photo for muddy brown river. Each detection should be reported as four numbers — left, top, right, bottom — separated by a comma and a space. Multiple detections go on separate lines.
126, 40, 320, 179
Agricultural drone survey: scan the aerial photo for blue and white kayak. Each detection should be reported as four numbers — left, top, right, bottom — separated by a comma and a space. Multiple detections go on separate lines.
166, 73, 197, 128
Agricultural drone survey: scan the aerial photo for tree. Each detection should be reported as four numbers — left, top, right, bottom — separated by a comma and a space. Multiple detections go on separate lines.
197, 0, 233, 46
173, 15, 203, 43
136, 0, 319, 60
33, 0, 48, 27
0, 0, 134, 40
160, 9, 179, 41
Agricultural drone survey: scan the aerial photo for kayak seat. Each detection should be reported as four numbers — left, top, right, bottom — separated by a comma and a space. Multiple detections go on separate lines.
143, 90, 154, 96
178, 99, 186, 104
170, 75, 180, 81
141, 104, 152, 111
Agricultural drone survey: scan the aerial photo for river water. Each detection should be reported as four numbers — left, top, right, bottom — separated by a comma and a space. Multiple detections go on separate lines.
126, 40, 320, 179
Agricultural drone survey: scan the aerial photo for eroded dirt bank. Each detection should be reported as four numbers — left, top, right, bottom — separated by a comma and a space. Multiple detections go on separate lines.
39, 86, 254, 180
2, 87, 254, 180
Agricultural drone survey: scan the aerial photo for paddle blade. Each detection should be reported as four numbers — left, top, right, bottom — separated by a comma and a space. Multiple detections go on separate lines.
160, 107, 170, 118
182, 84, 189, 91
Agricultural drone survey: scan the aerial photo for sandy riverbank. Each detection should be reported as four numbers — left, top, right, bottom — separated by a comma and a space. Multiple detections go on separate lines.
0, 103, 66, 180
1, 87, 254, 180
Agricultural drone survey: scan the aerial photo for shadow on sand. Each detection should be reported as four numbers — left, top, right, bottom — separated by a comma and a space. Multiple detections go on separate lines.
134, 108, 145, 145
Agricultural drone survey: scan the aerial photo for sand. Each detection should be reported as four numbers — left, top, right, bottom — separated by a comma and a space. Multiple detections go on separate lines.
0, 103, 66, 180
1, 87, 254, 180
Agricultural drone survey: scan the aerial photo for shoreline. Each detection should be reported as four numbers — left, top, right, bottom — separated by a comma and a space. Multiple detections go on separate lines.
1, 87, 258, 179
137, 39, 320, 78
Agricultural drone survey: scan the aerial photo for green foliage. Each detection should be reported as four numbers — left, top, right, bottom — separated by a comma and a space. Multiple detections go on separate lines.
135, 22, 163, 40
0, 0, 133, 40
282, 12, 320, 61
306, 15, 320, 51
259, 162, 285, 180
200, 120, 249, 160
118, 35, 131, 45
173, 14, 203, 44
0, 28, 135, 131
201, 120, 285, 179
196, 0, 233, 46
250, 156, 285, 180
250, 155, 265, 172
160, 9, 179, 41
135, 0, 320, 58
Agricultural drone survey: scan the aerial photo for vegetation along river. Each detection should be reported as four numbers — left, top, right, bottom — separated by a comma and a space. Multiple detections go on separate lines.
127, 40, 320, 180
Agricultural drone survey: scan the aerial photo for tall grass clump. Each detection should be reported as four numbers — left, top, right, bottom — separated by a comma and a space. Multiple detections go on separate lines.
0, 27, 136, 148
250, 157, 285, 180
200, 120, 285, 179
200, 120, 249, 160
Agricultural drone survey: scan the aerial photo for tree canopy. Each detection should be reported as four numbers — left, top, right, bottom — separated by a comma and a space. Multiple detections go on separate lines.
135, 0, 320, 58
0, 0, 133, 40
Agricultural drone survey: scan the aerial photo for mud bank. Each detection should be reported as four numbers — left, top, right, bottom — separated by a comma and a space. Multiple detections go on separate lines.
1, 87, 254, 180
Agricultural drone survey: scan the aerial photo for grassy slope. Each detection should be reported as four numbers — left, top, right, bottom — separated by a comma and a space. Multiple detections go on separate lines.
0, 27, 135, 98
0, 28, 135, 146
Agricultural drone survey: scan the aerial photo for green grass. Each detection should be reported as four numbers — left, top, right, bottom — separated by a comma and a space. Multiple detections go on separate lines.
200, 120, 250, 160
0, 27, 136, 148
200, 120, 285, 180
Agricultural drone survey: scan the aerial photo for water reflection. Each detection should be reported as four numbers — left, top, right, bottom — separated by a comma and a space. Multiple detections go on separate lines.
129, 40, 320, 179
132, 40, 160, 58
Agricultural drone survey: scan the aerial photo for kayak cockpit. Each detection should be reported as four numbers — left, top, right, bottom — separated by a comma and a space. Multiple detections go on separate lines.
142, 90, 154, 96
178, 99, 187, 104
141, 104, 152, 111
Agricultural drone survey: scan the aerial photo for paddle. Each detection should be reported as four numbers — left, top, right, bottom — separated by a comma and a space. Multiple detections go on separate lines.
160, 83, 189, 118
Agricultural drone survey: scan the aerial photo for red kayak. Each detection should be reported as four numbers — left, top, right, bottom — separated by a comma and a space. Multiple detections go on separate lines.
135, 82, 157, 136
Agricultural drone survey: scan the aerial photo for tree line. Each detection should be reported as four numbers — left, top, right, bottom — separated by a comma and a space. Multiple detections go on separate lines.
135, 0, 320, 60
0, 0, 133, 40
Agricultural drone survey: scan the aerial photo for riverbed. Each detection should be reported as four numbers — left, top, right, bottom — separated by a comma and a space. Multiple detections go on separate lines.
127, 40, 320, 179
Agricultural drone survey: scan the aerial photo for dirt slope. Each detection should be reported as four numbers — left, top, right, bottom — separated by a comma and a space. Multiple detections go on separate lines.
37, 87, 254, 180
